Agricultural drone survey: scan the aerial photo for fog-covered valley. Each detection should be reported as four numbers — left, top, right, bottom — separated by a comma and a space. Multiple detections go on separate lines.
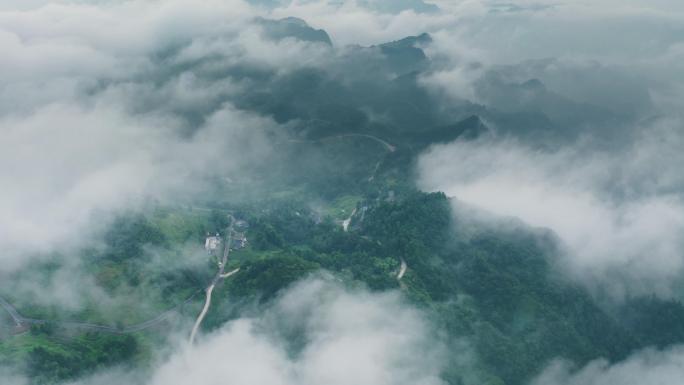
1, 1, 684, 385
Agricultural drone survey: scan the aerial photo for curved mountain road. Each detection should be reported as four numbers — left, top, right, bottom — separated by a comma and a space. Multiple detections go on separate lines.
1, 213, 241, 338
189, 284, 215, 344
288, 133, 396, 152
189, 217, 239, 344
0, 296, 24, 326
0, 289, 202, 335
397, 258, 407, 280
189, 268, 239, 345
342, 208, 357, 232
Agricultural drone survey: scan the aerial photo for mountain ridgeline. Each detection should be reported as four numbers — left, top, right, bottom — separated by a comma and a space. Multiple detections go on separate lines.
2, 16, 684, 385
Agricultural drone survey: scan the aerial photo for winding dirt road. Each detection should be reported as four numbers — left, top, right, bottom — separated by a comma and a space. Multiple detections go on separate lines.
0, 215, 239, 337
189, 284, 215, 344
0, 289, 202, 335
0, 296, 23, 327
189, 216, 240, 344
188, 268, 239, 344
288, 133, 396, 152
397, 258, 407, 280
342, 208, 357, 232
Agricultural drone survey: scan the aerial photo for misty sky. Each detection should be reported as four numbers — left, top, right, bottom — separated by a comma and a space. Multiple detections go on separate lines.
2, 1, 684, 385
3, 0, 681, 293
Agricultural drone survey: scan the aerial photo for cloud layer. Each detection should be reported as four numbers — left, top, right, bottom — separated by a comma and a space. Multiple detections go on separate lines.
149, 278, 447, 385
418, 120, 684, 299
411, 0, 684, 300
2, 2, 684, 384
532, 345, 684, 385
42, 277, 449, 385
0, 0, 311, 269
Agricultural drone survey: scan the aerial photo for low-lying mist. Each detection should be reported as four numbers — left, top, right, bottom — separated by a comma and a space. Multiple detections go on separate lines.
149, 278, 448, 385
532, 345, 684, 385
4, 277, 456, 385
3, 1, 684, 385
418, 118, 684, 300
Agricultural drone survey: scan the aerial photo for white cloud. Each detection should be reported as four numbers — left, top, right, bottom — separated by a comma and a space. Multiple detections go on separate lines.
0, 101, 278, 270
149, 277, 448, 385
417, 119, 684, 298
4, 278, 452, 385
0, 0, 325, 269
532, 345, 684, 385
268, 0, 456, 46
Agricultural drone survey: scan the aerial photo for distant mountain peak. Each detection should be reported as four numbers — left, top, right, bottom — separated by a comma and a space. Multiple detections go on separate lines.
379, 32, 432, 49
521, 78, 545, 90
278, 17, 309, 26
372, 33, 432, 76
256, 17, 332, 46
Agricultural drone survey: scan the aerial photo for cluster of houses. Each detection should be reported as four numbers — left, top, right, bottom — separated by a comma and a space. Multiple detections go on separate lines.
232, 219, 249, 250
204, 219, 250, 254
233, 232, 247, 249
204, 233, 221, 255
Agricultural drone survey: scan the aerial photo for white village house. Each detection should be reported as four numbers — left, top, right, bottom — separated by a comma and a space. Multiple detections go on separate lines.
204, 233, 221, 253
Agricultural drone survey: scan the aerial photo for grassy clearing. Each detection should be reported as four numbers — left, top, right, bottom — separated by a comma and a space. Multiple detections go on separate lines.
325, 194, 362, 220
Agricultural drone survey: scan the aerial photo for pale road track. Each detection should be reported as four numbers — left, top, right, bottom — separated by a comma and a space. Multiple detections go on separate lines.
397, 258, 407, 280
288, 133, 397, 153
298, 133, 395, 232
0, 296, 24, 326
328, 134, 396, 152
188, 268, 239, 344
189, 284, 215, 344
368, 160, 382, 182
0, 215, 239, 336
342, 208, 357, 232
0, 289, 202, 335
189, 216, 238, 344
220, 268, 240, 279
